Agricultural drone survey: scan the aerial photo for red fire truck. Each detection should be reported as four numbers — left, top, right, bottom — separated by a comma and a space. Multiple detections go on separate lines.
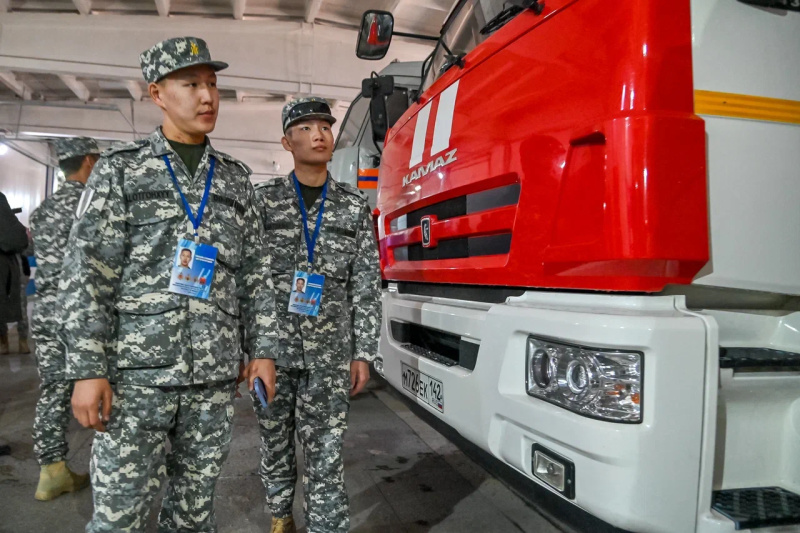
354, 1, 800, 532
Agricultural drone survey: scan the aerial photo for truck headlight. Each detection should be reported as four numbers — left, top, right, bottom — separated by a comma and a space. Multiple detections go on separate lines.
526, 336, 642, 423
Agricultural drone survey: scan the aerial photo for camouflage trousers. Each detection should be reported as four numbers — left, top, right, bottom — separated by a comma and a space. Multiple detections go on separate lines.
87, 380, 235, 533
0, 275, 28, 338
252, 366, 351, 533
32, 339, 74, 465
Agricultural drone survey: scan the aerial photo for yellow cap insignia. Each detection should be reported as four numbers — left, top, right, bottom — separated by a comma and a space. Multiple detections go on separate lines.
190, 42, 199, 55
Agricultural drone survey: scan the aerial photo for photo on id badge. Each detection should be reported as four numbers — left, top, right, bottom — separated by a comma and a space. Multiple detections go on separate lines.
168, 238, 218, 299
289, 270, 324, 317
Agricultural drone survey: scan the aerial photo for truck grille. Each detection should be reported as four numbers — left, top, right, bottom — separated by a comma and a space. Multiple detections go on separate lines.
387, 182, 519, 263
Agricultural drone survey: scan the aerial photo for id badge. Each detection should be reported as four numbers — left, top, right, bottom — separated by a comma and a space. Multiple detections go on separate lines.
288, 270, 325, 317
168, 238, 218, 299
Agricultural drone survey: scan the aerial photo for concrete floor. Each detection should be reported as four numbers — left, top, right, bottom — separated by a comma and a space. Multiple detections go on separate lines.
0, 305, 565, 533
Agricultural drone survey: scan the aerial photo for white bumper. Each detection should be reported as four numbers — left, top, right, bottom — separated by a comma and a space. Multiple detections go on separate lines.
380, 288, 716, 533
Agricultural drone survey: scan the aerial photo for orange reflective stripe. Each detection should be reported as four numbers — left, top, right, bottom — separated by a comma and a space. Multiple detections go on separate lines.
695, 90, 800, 126
358, 168, 380, 177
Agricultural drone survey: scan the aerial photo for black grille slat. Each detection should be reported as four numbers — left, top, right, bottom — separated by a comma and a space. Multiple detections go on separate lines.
712, 487, 800, 530
400, 343, 459, 367
390, 320, 480, 371
719, 347, 800, 369
402, 234, 512, 261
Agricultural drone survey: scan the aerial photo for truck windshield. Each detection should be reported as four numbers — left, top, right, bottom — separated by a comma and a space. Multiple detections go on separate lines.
421, 0, 508, 92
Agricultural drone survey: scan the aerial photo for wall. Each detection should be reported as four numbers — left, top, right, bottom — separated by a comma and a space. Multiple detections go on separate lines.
0, 140, 50, 227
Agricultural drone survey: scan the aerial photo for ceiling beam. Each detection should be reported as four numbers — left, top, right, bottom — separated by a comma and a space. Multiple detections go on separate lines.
231, 0, 246, 20
125, 80, 143, 101
0, 71, 32, 100
154, 0, 170, 17
57, 74, 90, 101
304, 0, 323, 23
0, 13, 435, 100
386, 0, 405, 14
71, 0, 91, 15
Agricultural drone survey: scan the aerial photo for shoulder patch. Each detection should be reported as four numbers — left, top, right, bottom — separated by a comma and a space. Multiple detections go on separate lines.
254, 177, 284, 191
336, 180, 367, 201
215, 151, 252, 175
101, 139, 146, 158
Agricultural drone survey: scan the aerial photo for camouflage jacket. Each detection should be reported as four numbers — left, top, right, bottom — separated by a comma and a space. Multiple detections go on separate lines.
59, 128, 278, 386
29, 179, 84, 346
255, 174, 381, 370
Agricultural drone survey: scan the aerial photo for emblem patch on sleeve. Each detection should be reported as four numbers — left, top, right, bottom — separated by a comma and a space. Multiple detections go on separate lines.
75, 188, 94, 219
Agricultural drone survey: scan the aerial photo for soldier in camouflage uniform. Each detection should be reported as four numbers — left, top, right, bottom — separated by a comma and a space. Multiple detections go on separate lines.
29, 137, 100, 501
246, 97, 382, 533
60, 37, 278, 532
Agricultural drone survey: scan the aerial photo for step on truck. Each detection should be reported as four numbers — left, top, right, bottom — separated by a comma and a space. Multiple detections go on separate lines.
352, 1, 800, 532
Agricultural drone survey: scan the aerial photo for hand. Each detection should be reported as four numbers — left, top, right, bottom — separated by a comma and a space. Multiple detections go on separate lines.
243, 359, 276, 403
72, 378, 113, 432
350, 360, 370, 397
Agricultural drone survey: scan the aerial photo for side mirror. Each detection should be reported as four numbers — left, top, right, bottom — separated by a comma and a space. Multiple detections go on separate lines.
356, 10, 394, 60
362, 75, 396, 142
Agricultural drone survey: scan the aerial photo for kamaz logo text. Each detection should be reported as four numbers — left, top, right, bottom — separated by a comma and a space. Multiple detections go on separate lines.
404, 80, 460, 188
402, 149, 458, 187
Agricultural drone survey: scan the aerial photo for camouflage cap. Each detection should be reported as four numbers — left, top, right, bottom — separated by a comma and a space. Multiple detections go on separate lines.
282, 97, 337, 132
139, 36, 228, 84
53, 137, 101, 161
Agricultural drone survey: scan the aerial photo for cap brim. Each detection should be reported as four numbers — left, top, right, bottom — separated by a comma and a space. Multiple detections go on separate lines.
154, 60, 229, 82
204, 60, 229, 72
284, 113, 337, 132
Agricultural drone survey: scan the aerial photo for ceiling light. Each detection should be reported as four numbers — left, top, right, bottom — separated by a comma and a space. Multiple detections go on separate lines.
0, 144, 8, 156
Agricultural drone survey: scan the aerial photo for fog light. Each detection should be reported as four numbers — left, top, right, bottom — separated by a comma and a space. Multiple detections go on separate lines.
534, 452, 565, 491
372, 355, 386, 378
532, 444, 574, 499
373, 356, 384, 377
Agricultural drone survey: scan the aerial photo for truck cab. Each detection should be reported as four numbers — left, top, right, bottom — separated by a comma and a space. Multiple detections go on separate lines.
356, 1, 800, 532
330, 61, 422, 208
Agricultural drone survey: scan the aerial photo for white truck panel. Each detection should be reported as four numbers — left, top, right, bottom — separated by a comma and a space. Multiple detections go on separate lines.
691, 0, 800, 296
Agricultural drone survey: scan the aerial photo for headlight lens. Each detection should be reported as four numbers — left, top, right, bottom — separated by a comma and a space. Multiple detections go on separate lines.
526, 336, 642, 423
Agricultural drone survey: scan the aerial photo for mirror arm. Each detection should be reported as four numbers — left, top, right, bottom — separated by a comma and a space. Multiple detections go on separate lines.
392, 31, 440, 42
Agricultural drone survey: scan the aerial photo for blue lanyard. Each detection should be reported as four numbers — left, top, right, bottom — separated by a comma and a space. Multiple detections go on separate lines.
163, 154, 215, 240
292, 172, 328, 267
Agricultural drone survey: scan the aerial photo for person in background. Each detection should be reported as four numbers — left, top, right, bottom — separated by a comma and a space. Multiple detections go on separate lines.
29, 137, 100, 501
0, 227, 32, 355
0, 191, 29, 455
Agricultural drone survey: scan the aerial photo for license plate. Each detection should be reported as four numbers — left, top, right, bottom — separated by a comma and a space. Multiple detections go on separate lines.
401, 363, 444, 412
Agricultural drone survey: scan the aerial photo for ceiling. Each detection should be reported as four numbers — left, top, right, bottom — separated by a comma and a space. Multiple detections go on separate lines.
0, 0, 451, 104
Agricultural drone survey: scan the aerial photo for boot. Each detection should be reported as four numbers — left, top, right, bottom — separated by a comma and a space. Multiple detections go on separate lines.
270, 516, 296, 533
18, 337, 30, 354
0, 335, 8, 355
34, 461, 90, 501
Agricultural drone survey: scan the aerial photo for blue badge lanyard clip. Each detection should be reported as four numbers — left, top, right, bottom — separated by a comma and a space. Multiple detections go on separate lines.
292, 172, 328, 271
164, 155, 216, 242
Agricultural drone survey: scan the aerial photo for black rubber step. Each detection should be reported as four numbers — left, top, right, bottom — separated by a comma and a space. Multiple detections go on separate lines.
719, 347, 800, 370
712, 487, 800, 530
